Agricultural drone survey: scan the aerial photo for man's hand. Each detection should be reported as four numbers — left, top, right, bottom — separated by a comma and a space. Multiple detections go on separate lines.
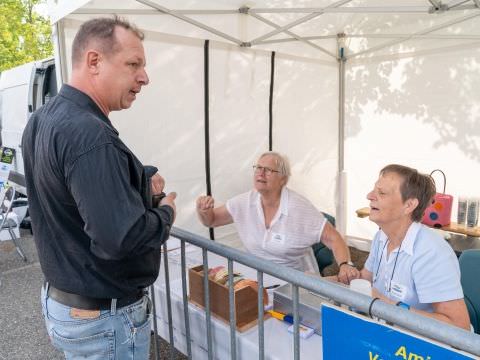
150, 173, 165, 195
196, 195, 214, 214
338, 263, 360, 285
160, 192, 177, 223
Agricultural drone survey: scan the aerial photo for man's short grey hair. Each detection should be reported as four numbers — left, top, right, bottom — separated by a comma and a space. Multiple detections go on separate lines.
72, 16, 144, 66
259, 151, 291, 181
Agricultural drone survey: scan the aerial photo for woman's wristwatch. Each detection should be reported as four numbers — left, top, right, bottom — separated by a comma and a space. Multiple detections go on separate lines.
338, 261, 356, 269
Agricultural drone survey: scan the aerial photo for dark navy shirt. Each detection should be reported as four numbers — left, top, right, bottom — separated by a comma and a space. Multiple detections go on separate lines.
22, 84, 173, 298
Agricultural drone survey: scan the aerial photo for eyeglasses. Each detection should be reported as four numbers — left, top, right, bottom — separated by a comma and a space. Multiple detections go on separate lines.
253, 165, 280, 176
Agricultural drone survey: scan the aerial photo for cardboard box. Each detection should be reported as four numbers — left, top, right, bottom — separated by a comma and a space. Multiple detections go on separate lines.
188, 265, 264, 331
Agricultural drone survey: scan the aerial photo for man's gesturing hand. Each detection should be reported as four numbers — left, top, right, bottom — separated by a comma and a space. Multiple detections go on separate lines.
150, 173, 165, 195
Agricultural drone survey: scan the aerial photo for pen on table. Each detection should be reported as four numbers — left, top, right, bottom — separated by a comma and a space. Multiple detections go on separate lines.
265, 284, 281, 290
268, 310, 294, 324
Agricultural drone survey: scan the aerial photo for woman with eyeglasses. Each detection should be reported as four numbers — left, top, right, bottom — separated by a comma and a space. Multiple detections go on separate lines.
358, 164, 470, 330
196, 151, 358, 285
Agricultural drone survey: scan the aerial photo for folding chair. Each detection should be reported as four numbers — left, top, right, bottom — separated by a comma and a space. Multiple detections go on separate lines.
311, 212, 335, 275
459, 249, 480, 334
0, 187, 27, 262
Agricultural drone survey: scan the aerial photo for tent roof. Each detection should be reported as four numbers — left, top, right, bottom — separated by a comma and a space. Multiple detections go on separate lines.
48, 0, 480, 61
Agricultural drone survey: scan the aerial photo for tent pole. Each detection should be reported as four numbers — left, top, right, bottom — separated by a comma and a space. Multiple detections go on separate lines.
248, 12, 336, 58
250, 6, 437, 13
251, 5, 476, 13
72, 9, 240, 15
249, 12, 327, 45
52, 20, 67, 87
256, 35, 337, 45
447, 0, 470, 8
248, 0, 353, 46
71, 6, 476, 15
135, 0, 243, 46
348, 11, 480, 59
428, 0, 442, 9
256, 33, 480, 46
337, 34, 347, 237
346, 33, 480, 40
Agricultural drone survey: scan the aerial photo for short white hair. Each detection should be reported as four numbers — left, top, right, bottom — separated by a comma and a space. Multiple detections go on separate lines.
258, 151, 291, 181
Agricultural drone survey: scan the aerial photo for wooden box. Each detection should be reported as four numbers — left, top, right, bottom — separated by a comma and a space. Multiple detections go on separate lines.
188, 265, 263, 331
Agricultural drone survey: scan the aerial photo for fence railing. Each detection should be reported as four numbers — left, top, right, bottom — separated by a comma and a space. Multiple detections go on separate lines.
150, 227, 480, 359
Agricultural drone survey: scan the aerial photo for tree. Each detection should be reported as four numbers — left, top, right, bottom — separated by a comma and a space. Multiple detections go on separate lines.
0, 0, 53, 72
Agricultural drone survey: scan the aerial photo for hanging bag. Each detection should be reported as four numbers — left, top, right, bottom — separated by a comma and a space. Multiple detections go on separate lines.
422, 169, 453, 227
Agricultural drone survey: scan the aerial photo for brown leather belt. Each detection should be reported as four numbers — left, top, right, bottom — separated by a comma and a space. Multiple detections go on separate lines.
46, 283, 145, 311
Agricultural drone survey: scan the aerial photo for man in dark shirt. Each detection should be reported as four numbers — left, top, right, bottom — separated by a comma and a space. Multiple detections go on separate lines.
21, 17, 175, 359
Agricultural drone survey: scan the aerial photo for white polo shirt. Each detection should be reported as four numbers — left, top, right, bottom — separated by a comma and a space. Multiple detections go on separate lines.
226, 187, 326, 272
364, 222, 464, 312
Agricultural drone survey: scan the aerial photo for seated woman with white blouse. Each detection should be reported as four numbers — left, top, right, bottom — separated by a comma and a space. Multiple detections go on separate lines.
196, 151, 359, 285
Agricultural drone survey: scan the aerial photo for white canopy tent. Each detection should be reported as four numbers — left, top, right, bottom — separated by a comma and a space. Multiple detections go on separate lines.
47, 0, 480, 248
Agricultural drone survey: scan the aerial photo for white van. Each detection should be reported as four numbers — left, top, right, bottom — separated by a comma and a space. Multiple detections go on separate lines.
0, 57, 57, 175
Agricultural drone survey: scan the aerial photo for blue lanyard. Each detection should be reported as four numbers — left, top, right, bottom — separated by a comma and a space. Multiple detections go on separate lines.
373, 238, 403, 293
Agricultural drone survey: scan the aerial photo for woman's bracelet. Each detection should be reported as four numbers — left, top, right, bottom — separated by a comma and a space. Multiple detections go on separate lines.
368, 297, 381, 318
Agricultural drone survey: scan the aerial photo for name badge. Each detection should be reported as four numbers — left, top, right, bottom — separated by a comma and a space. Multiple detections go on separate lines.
270, 232, 286, 245
390, 281, 407, 301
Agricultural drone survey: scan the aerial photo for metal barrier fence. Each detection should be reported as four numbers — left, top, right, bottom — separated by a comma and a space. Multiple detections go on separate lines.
150, 227, 480, 359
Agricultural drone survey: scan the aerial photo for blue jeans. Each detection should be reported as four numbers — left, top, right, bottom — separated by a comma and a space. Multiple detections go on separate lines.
41, 284, 152, 359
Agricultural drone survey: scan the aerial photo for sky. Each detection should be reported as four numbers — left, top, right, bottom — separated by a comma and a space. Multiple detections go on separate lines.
34, 2, 50, 19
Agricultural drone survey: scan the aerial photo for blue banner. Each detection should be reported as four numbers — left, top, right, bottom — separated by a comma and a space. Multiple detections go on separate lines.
321, 304, 474, 360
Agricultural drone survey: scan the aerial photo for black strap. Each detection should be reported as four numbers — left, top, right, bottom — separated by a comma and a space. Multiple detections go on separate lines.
430, 169, 446, 193
46, 283, 144, 311
204, 40, 215, 240
269, 51, 276, 151
368, 297, 381, 318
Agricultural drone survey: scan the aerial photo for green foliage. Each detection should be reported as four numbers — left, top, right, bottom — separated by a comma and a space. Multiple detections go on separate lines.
0, 0, 53, 72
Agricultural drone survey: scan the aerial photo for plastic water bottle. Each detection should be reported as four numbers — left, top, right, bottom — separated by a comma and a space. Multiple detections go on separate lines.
467, 198, 479, 228
457, 197, 467, 227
